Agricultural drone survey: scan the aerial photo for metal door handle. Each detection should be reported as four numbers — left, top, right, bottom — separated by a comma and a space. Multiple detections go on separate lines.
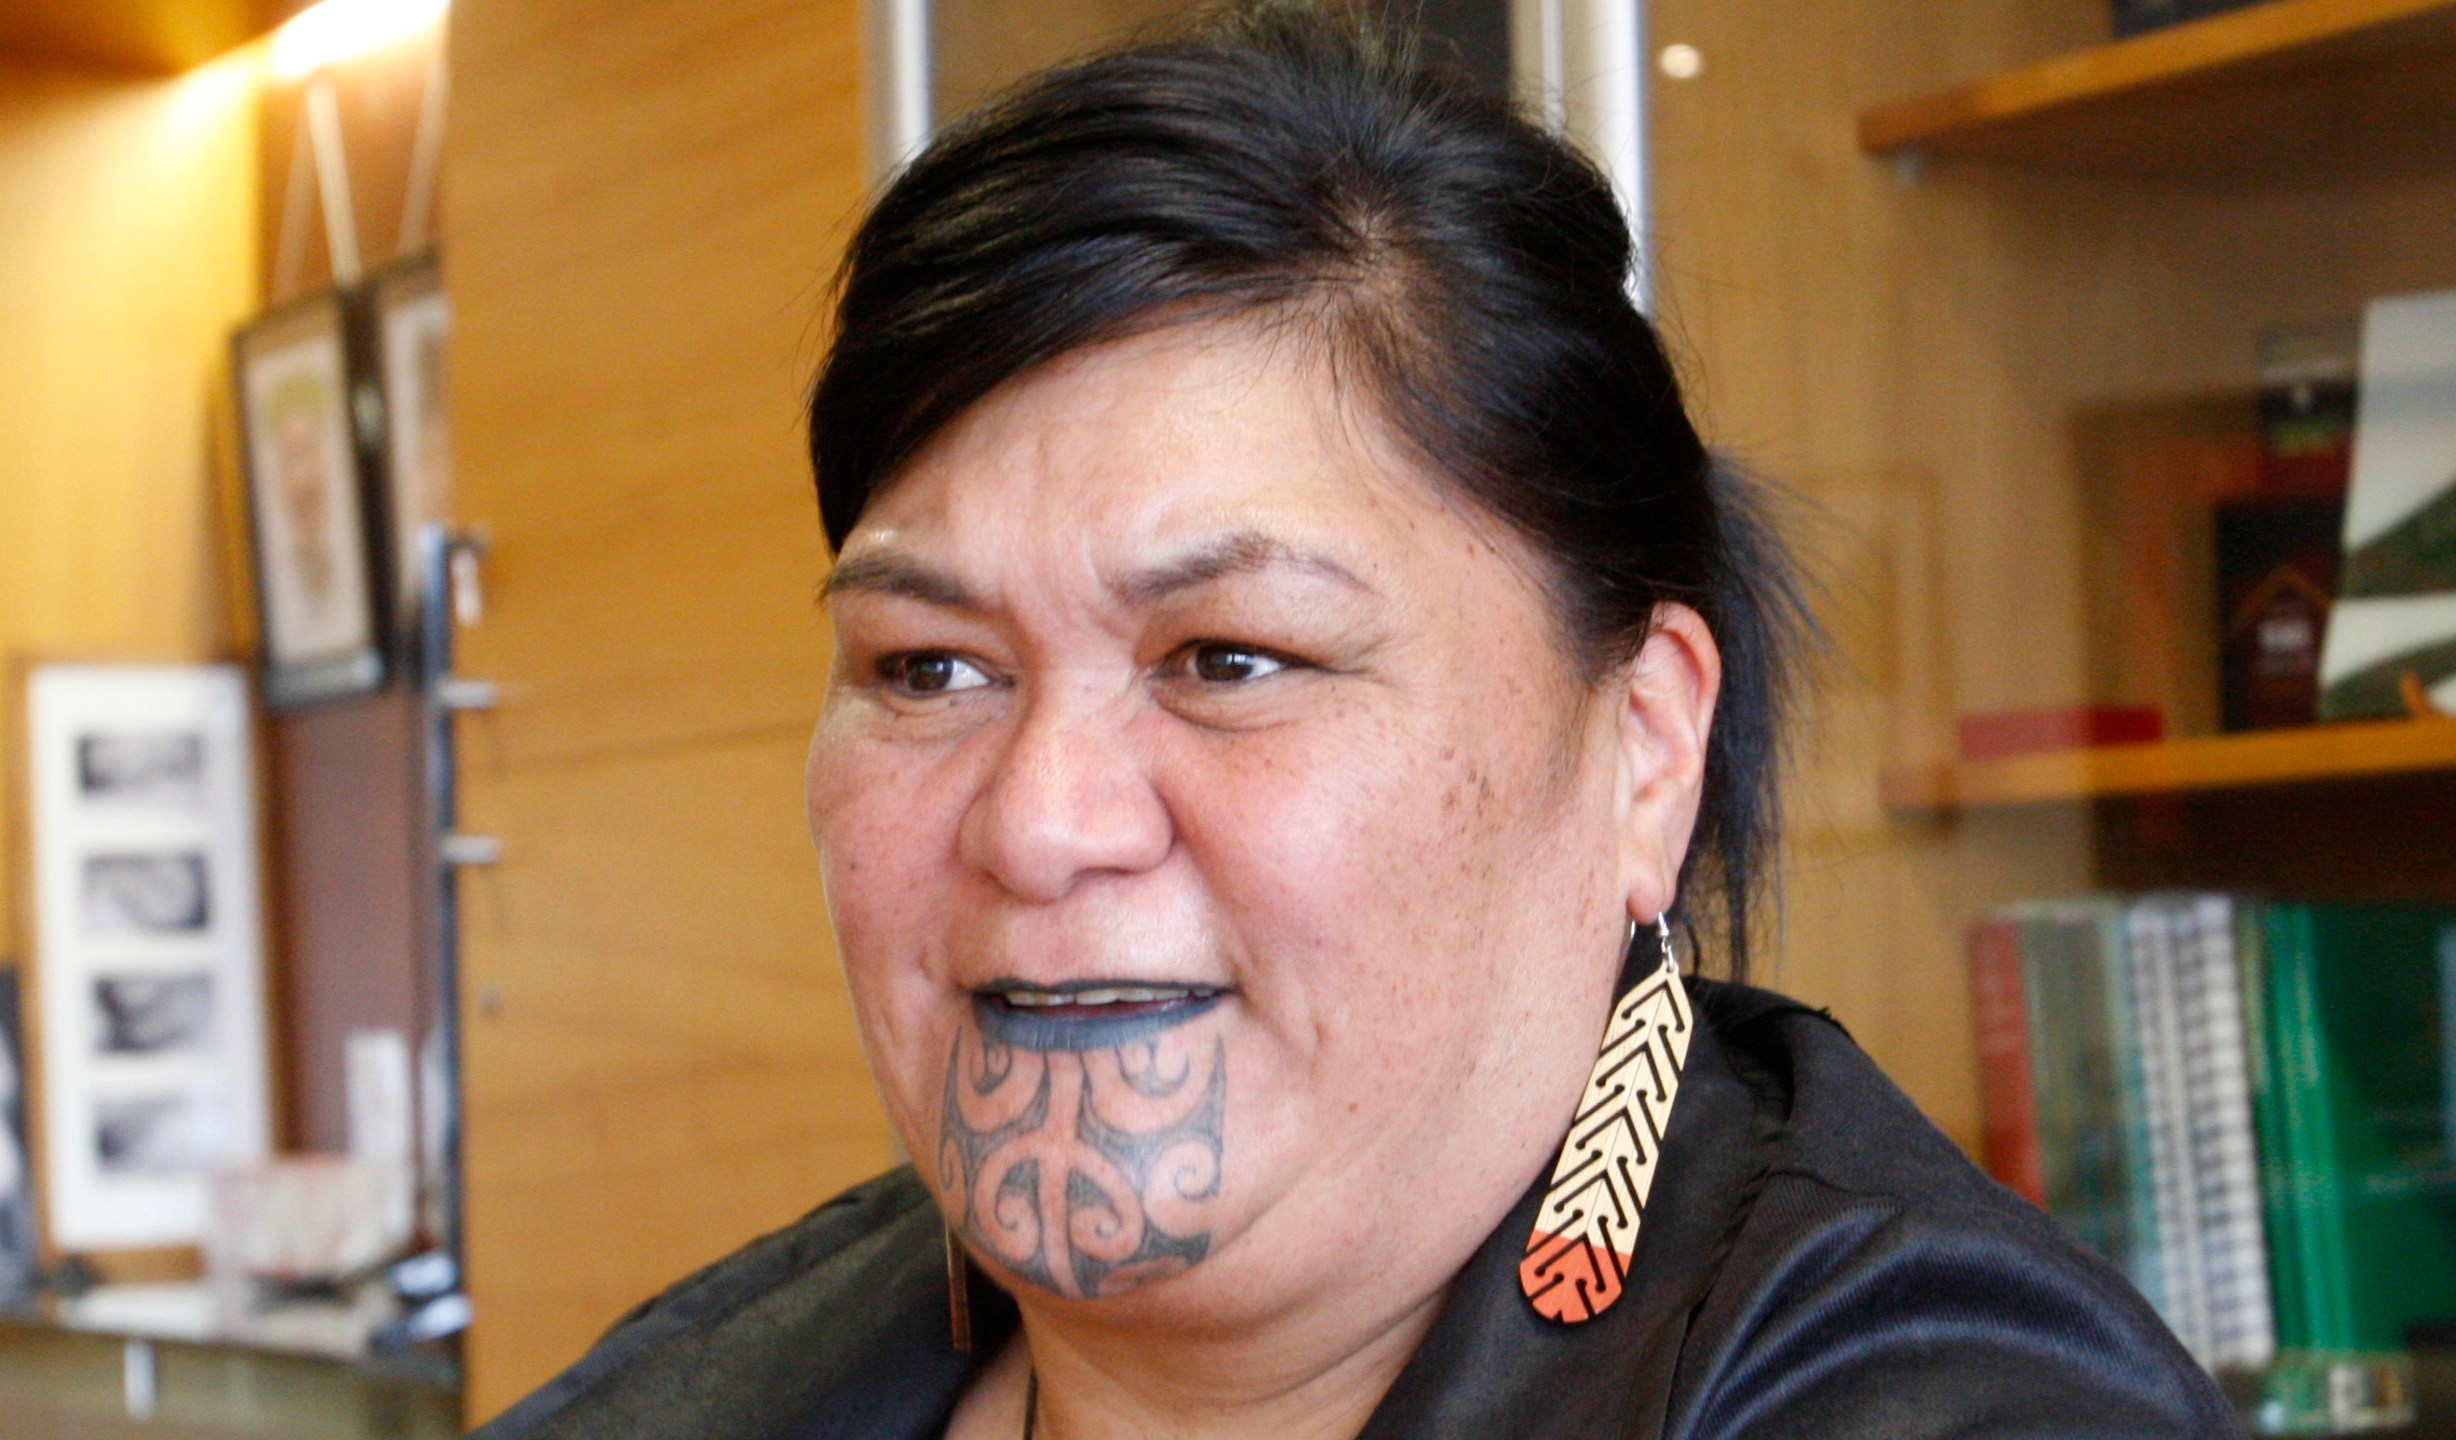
438, 833, 504, 867
435, 677, 498, 711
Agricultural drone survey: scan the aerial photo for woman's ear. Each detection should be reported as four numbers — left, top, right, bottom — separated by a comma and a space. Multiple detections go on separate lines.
1614, 603, 1722, 927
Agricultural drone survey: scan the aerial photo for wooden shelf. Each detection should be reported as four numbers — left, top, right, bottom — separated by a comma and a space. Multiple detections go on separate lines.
1858, 0, 2456, 180
1881, 714, 2456, 813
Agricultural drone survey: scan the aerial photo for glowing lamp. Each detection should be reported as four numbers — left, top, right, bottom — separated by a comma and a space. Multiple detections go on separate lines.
269, 0, 449, 80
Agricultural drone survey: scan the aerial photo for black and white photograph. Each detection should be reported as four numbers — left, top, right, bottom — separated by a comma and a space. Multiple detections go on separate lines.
0, 973, 35, 1299
82, 852, 211, 938
77, 729, 206, 810
30, 664, 270, 1251
93, 1093, 219, 1178
93, 974, 215, 1056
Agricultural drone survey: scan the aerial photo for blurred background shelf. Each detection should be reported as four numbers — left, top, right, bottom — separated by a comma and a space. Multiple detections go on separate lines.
1856, 0, 2456, 179
1882, 715, 2456, 813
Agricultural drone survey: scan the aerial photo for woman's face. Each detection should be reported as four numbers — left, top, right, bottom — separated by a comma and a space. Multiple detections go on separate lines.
807, 323, 1711, 1332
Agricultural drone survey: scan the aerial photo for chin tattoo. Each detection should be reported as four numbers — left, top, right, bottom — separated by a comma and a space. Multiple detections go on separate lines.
937, 1003, 1225, 1300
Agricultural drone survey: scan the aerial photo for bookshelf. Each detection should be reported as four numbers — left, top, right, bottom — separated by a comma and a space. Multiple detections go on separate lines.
1659, 0, 2456, 1427
1854, 0, 2456, 826
1856, 0, 2456, 179
1881, 715, 2456, 814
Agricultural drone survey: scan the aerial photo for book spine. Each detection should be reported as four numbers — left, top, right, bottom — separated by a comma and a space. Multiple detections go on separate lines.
2127, 897, 2203, 1356
2020, 910, 2087, 1245
2111, 0, 2268, 36
2023, 906, 2128, 1270
2180, 893, 2275, 1371
1969, 914, 2046, 1206
2241, 902, 2304, 1354
2268, 903, 2349, 1350
2442, 926, 2456, 1212
2292, 905, 2456, 1355
2089, 899, 2165, 1312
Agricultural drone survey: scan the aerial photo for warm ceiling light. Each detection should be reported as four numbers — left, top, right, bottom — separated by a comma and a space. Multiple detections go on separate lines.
269, 0, 449, 80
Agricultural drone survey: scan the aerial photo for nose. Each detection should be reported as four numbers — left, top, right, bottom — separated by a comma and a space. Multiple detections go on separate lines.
959, 677, 1173, 902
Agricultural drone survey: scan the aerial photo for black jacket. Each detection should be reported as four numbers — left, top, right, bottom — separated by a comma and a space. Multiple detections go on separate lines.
472, 982, 2244, 1438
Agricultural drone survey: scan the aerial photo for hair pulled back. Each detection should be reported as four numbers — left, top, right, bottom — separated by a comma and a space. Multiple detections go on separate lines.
808, 3, 1807, 978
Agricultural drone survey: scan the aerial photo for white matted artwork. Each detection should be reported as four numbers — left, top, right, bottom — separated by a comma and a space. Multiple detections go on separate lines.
26, 664, 271, 1251
235, 290, 386, 706
2320, 286, 2456, 719
373, 251, 452, 624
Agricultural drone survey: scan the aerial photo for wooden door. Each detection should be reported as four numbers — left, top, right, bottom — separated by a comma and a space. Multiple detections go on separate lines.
441, 0, 892, 1419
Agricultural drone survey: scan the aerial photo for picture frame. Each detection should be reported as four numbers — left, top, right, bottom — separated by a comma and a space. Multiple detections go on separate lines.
370, 249, 453, 635
2319, 285, 2456, 720
233, 288, 391, 708
20, 663, 273, 1254
0, 970, 36, 1298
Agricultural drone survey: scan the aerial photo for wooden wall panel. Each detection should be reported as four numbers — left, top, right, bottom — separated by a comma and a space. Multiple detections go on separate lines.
0, 54, 257, 955
440, 0, 892, 1418
1647, 0, 2456, 1153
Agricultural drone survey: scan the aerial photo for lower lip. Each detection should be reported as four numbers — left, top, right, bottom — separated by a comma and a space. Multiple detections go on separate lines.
972, 991, 1224, 1051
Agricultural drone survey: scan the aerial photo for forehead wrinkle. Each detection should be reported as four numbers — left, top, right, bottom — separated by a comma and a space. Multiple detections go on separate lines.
836, 325, 1428, 632
1111, 531, 1380, 608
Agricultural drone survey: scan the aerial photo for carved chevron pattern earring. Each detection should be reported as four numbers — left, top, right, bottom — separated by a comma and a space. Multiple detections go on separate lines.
1518, 914, 1695, 1324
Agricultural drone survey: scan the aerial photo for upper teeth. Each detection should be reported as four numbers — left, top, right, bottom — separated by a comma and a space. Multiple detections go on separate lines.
1001, 985, 1212, 1008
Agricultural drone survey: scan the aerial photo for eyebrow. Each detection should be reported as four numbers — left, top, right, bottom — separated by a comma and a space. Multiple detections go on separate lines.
821, 531, 1376, 612
1114, 532, 1377, 606
820, 554, 983, 610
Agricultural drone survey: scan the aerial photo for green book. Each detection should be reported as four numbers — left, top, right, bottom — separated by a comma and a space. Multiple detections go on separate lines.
2259, 902, 2456, 1353
2237, 901, 2306, 1354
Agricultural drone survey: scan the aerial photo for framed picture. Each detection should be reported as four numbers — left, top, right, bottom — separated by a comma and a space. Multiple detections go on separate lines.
234, 289, 389, 708
371, 250, 453, 632
22, 663, 272, 1253
0, 971, 36, 1298
2319, 285, 2456, 720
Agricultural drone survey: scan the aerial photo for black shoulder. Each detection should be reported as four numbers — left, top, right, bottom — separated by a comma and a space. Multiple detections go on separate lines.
1672, 989, 2246, 1439
470, 1168, 960, 1440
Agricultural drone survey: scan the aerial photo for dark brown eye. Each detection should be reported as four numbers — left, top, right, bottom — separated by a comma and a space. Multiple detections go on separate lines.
880, 652, 989, 696
1186, 644, 1287, 684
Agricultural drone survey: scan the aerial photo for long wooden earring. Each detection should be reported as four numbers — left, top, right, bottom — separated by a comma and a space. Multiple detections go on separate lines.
1518, 914, 1695, 1324
945, 1220, 974, 1354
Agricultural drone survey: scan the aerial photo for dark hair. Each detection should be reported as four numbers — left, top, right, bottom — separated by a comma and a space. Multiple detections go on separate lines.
808, 4, 1807, 979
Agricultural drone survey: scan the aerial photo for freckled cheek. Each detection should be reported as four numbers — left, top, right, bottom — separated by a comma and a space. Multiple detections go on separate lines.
806, 732, 978, 1128
1168, 730, 1492, 1079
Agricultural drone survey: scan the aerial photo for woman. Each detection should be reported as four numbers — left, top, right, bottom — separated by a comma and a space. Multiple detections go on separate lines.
476, 9, 2239, 1437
